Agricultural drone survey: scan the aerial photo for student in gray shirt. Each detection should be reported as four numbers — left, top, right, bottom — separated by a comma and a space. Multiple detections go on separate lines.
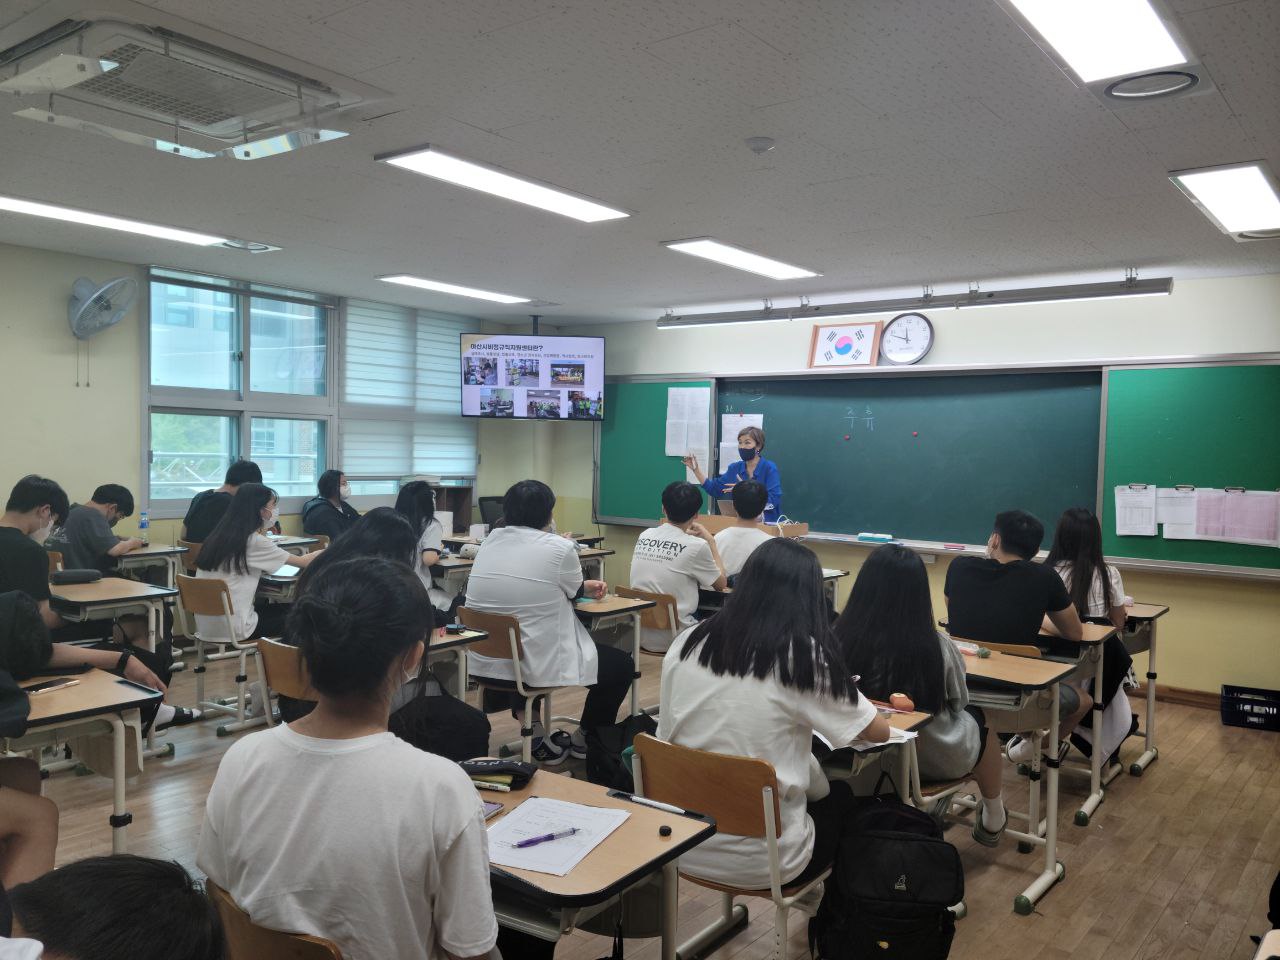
834, 543, 1011, 849
46, 484, 145, 573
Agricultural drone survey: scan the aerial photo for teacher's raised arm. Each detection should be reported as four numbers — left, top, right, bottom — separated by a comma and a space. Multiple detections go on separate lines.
682, 426, 783, 523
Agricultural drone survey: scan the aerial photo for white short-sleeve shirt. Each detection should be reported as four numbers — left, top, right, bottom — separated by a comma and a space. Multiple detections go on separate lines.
656, 627, 877, 888
197, 725, 498, 960
714, 526, 773, 577
630, 524, 723, 651
1054, 562, 1125, 619
464, 525, 598, 687
412, 518, 450, 608
195, 533, 290, 640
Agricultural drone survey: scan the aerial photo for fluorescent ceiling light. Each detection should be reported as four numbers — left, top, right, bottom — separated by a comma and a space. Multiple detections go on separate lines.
657, 277, 1171, 328
0, 195, 228, 245
1169, 162, 1280, 234
1006, 0, 1187, 82
662, 238, 820, 281
379, 274, 530, 304
377, 145, 629, 223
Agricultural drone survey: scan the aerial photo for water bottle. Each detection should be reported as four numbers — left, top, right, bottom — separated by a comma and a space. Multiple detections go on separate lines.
138, 509, 149, 546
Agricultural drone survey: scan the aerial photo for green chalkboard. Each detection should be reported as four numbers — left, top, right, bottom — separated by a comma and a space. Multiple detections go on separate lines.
718, 373, 1102, 544
1101, 364, 1280, 570
597, 380, 712, 522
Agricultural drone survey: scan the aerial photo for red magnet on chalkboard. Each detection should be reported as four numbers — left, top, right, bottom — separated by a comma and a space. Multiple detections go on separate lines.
912, 432, 918, 437
844, 435, 850, 441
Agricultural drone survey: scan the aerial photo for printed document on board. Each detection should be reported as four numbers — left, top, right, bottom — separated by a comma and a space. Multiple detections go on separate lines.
1113, 485, 1157, 536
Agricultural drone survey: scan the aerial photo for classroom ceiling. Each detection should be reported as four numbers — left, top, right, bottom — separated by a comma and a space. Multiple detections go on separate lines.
0, 0, 1277, 324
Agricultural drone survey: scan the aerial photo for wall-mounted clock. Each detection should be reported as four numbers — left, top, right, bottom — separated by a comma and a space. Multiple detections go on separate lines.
879, 312, 934, 365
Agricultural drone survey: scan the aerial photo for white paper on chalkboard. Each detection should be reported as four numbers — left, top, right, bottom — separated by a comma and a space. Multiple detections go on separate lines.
1114, 485, 1157, 536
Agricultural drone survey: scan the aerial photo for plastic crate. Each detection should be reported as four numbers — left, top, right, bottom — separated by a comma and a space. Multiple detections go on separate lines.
1220, 684, 1280, 732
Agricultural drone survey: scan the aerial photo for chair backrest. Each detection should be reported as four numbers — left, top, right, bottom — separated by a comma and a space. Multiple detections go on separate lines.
257, 638, 319, 700
457, 607, 523, 661
46, 552, 63, 575
477, 496, 504, 528
207, 881, 344, 960
981, 640, 1043, 659
616, 586, 678, 633
633, 733, 780, 838
177, 539, 202, 575
176, 574, 235, 617
310, 534, 330, 551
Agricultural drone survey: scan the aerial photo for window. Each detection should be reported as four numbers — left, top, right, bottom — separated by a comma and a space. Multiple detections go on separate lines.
146, 270, 337, 517
149, 412, 237, 502
340, 300, 477, 489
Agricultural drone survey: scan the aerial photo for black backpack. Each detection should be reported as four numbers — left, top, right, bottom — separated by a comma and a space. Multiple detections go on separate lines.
811, 794, 963, 960
584, 713, 657, 792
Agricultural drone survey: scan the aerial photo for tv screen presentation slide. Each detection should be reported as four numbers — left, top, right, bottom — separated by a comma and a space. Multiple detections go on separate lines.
460, 334, 605, 421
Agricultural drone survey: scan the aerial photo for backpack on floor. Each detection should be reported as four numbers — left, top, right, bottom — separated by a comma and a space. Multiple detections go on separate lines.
584, 713, 657, 791
811, 795, 963, 960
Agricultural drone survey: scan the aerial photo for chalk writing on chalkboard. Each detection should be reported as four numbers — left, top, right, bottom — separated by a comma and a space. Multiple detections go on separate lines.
845, 406, 875, 433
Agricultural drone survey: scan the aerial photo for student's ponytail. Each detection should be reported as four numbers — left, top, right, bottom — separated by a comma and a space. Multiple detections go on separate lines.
287, 557, 431, 699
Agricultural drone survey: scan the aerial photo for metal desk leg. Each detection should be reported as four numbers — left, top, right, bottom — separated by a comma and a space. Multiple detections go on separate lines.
1076, 644, 1106, 826
629, 612, 641, 716
661, 862, 679, 960
107, 715, 129, 854
1131, 620, 1159, 776
1015, 683, 1064, 915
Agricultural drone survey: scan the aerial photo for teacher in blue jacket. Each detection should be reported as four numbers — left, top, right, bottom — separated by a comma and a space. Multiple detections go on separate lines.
683, 425, 783, 523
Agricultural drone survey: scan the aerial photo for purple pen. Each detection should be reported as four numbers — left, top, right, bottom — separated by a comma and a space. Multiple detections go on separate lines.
514, 827, 579, 848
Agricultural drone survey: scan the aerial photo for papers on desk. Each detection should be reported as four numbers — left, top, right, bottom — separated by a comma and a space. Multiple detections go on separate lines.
1113, 485, 1156, 536
488, 797, 629, 876
813, 725, 917, 753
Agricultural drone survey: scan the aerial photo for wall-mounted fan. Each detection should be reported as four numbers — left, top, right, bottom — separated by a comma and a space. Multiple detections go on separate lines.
69, 276, 136, 340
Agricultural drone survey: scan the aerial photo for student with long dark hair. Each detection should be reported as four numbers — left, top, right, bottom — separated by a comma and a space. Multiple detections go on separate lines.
198, 558, 499, 960
1045, 507, 1127, 629
195, 483, 319, 642
301, 469, 359, 542
393, 480, 450, 611
835, 544, 1008, 846
657, 537, 889, 890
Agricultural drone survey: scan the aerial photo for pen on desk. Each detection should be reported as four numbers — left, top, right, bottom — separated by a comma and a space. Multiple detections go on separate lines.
514, 828, 578, 848
606, 790, 689, 816
472, 780, 510, 793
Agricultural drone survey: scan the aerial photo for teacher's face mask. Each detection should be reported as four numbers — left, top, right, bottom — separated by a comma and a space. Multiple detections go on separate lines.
738, 447, 757, 462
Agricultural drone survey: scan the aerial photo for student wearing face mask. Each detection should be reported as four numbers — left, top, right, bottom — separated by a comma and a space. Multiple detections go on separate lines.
195, 484, 320, 644
301, 470, 360, 543
682, 426, 783, 523
44, 484, 146, 575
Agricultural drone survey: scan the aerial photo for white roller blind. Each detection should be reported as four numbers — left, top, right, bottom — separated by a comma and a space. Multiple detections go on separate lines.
343, 300, 477, 476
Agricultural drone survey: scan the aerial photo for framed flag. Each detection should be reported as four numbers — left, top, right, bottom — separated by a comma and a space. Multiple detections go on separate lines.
808, 320, 882, 369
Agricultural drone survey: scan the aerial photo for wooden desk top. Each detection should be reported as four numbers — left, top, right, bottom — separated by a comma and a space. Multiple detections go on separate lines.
962, 649, 1076, 690
703, 567, 844, 599
1039, 621, 1116, 645
888, 709, 931, 733
445, 533, 605, 547
1126, 602, 1170, 621
50, 577, 177, 605
434, 556, 474, 570
822, 568, 850, 579
488, 770, 715, 907
577, 547, 615, 560
430, 628, 488, 652
268, 535, 319, 548
20, 669, 162, 726
119, 544, 188, 558
574, 595, 656, 617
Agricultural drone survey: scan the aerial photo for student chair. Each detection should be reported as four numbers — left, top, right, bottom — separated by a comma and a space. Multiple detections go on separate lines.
207, 881, 343, 960
256, 638, 319, 704
458, 606, 576, 764
615, 585, 679, 656
46, 552, 63, 576
176, 539, 202, 574
477, 496, 504, 529
310, 534, 330, 551
632, 733, 829, 960
176, 575, 270, 736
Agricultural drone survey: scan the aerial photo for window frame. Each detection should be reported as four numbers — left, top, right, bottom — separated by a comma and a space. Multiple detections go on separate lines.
143, 269, 338, 519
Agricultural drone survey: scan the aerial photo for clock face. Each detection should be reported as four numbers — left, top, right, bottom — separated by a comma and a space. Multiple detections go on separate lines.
880, 312, 934, 365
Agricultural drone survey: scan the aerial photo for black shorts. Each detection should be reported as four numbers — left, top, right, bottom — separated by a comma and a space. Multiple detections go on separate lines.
965, 705, 990, 759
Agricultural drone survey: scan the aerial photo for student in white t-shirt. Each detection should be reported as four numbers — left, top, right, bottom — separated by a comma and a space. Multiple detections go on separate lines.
629, 481, 727, 653
198, 557, 500, 960
394, 480, 452, 614
1045, 507, 1128, 628
657, 537, 889, 892
713, 479, 774, 579
194, 483, 319, 641
466, 480, 632, 765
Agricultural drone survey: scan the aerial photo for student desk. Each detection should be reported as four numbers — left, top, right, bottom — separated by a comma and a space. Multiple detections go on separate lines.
257, 566, 301, 604
960, 648, 1076, 914
444, 533, 606, 549
1037, 621, 1116, 826
700, 568, 848, 611
577, 546, 614, 582
8, 669, 161, 853
49, 577, 176, 654
573, 594, 656, 716
426, 626, 489, 698
266, 534, 320, 555
115, 543, 187, 589
487, 769, 715, 959
433, 551, 619, 602
1123, 602, 1169, 777
820, 709, 933, 786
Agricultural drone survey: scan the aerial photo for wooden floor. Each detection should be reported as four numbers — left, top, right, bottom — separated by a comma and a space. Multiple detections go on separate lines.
42, 650, 1279, 960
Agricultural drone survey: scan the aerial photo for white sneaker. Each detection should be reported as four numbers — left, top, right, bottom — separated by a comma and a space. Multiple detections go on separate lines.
1004, 734, 1041, 764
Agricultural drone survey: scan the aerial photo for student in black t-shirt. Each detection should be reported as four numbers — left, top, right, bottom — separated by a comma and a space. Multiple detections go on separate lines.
181, 460, 263, 543
944, 509, 1090, 769
300, 470, 360, 542
44, 484, 145, 574
0, 475, 196, 730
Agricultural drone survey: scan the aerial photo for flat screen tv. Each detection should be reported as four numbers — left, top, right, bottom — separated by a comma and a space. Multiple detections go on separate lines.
460, 333, 605, 421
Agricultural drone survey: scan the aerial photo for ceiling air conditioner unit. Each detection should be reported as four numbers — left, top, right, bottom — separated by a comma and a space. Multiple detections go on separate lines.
0, 2, 386, 158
